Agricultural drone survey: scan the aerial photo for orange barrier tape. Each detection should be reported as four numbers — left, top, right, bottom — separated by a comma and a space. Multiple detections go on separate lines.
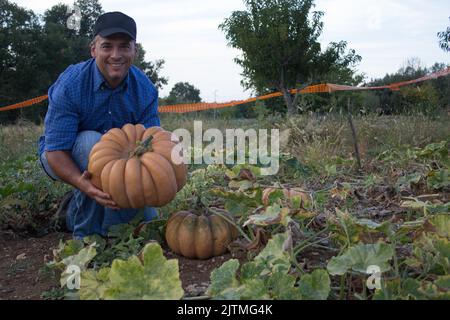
159, 91, 284, 113
0, 95, 48, 112
160, 67, 450, 113
2, 67, 450, 113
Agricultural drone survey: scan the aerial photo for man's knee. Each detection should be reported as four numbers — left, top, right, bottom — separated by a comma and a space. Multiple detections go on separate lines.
72, 131, 102, 171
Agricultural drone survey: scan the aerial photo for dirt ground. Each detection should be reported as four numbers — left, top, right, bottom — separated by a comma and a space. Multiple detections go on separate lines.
0, 231, 246, 300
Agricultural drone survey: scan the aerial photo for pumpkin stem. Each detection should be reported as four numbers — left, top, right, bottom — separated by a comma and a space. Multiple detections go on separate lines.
207, 207, 252, 243
130, 135, 153, 157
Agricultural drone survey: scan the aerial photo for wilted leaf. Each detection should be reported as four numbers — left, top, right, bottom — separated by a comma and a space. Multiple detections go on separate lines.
228, 179, 255, 191
244, 204, 291, 227
429, 215, 450, 238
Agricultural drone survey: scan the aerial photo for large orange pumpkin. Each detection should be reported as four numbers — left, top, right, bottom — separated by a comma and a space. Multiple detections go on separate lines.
165, 209, 239, 260
262, 187, 310, 207
88, 124, 187, 208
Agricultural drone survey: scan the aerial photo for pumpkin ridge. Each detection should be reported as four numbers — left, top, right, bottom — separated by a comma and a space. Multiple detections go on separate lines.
152, 140, 187, 191
205, 215, 215, 258
89, 154, 121, 189
100, 160, 117, 194
142, 126, 163, 141
108, 159, 130, 208
178, 214, 197, 258
139, 154, 161, 205
140, 153, 177, 206
192, 214, 199, 258
122, 124, 137, 148
104, 128, 129, 151
209, 214, 231, 256
165, 211, 190, 254
140, 165, 158, 205
135, 124, 146, 141
124, 158, 145, 208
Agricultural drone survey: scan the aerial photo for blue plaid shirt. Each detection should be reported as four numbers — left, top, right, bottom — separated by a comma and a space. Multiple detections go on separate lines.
38, 58, 160, 156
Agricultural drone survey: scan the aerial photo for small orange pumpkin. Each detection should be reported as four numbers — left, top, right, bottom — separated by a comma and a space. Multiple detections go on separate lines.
165, 208, 238, 260
88, 124, 187, 208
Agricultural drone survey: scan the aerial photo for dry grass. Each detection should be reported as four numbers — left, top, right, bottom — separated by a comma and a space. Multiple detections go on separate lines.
0, 119, 43, 163
1, 113, 448, 168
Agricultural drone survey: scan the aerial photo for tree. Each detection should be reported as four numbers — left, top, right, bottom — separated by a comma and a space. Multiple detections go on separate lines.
75, 0, 103, 39
40, 3, 91, 89
165, 82, 201, 104
438, 17, 450, 52
0, 0, 43, 123
366, 58, 447, 114
219, 0, 361, 114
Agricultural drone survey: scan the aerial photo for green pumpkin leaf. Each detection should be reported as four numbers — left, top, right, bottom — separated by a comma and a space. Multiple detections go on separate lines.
434, 275, 450, 291
240, 261, 266, 280
327, 243, 394, 275
298, 269, 331, 300
240, 278, 270, 299
373, 279, 401, 300
207, 259, 240, 298
255, 232, 291, 274
426, 169, 450, 190
101, 243, 183, 300
266, 189, 284, 205
211, 188, 261, 216
79, 268, 111, 300
418, 279, 450, 300
53, 239, 84, 262
267, 272, 301, 300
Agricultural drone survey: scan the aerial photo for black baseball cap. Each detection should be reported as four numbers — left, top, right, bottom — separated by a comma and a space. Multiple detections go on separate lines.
93, 12, 136, 40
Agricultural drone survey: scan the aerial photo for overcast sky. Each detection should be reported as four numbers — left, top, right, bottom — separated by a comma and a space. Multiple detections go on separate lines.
13, 0, 450, 102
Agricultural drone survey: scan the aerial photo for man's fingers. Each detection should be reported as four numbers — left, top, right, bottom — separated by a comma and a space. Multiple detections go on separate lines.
94, 196, 118, 209
91, 188, 112, 200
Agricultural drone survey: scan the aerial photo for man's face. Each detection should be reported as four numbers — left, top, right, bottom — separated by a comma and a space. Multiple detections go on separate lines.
91, 34, 136, 88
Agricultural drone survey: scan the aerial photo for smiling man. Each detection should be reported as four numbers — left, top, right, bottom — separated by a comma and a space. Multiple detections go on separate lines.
38, 12, 160, 239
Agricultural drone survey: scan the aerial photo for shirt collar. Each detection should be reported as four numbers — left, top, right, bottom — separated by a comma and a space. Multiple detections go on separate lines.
93, 60, 130, 92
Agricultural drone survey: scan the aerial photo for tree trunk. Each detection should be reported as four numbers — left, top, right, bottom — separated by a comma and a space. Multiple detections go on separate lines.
281, 88, 296, 115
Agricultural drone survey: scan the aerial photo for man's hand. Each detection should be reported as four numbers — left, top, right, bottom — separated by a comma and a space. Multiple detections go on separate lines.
46, 151, 120, 210
78, 171, 120, 210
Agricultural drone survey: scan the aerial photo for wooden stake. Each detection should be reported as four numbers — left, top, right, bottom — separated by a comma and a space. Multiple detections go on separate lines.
347, 98, 362, 171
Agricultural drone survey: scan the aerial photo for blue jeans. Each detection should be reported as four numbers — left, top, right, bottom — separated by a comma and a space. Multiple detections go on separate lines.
39, 131, 158, 239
